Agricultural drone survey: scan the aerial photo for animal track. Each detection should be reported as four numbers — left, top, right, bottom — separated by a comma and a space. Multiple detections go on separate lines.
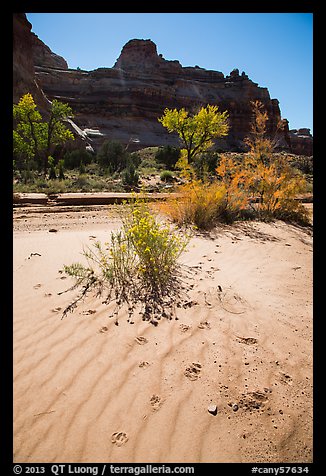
139, 361, 150, 368
179, 324, 191, 333
277, 371, 293, 385
150, 394, 163, 411
236, 336, 258, 345
135, 336, 148, 345
184, 362, 202, 381
237, 390, 269, 411
111, 432, 128, 447
198, 320, 211, 330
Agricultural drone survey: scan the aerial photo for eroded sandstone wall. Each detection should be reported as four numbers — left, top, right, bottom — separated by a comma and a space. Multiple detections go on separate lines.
13, 17, 312, 155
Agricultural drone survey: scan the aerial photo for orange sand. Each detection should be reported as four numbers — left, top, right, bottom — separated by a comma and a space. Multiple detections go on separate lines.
13, 205, 313, 463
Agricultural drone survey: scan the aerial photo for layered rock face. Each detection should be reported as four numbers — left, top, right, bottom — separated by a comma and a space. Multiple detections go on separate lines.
13, 14, 67, 116
31, 32, 68, 70
289, 129, 313, 156
13, 17, 312, 155
34, 38, 285, 151
13, 13, 48, 111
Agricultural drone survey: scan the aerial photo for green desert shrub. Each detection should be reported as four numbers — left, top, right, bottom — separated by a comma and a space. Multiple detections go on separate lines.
192, 151, 221, 181
155, 145, 180, 170
96, 140, 129, 173
160, 170, 175, 183
48, 156, 57, 180
122, 162, 140, 190
57, 159, 65, 179
64, 149, 93, 169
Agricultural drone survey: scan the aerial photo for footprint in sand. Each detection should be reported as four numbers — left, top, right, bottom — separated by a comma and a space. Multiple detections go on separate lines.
135, 336, 148, 345
51, 307, 62, 313
139, 361, 150, 368
238, 390, 269, 411
216, 289, 249, 314
236, 336, 258, 345
150, 394, 163, 411
111, 432, 128, 447
277, 371, 293, 385
184, 362, 202, 381
198, 320, 211, 330
179, 324, 191, 333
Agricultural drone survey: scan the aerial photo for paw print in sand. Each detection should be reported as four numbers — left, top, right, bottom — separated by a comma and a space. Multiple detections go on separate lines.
111, 432, 128, 447
184, 362, 202, 381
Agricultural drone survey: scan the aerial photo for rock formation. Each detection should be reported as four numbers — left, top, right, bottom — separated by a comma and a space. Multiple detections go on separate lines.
13, 13, 49, 112
288, 129, 313, 156
13, 15, 312, 155
31, 32, 68, 70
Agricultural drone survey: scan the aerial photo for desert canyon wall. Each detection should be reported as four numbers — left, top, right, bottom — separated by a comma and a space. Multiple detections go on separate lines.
13, 14, 312, 155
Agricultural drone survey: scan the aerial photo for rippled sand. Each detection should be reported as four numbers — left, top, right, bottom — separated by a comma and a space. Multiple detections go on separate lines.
13, 206, 313, 463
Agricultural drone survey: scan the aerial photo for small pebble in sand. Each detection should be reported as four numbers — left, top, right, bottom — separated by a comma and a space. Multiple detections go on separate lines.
208, 404, 218, 416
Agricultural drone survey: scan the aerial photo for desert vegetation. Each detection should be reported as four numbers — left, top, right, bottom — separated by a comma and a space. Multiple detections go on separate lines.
61, 198, 189, 325
13, 95, 182, 193
57, 101, 311, 325
13, 95, 312, 227
13, 93, 75, 177
159, 101, 311, 228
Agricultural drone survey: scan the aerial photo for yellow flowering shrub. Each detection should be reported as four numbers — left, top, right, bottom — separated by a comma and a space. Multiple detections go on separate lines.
160, 174, 247, 230
161, 101, 311, 229
242, 152, 309, 223
62, 199, 189, 322
124, 201, 188, 290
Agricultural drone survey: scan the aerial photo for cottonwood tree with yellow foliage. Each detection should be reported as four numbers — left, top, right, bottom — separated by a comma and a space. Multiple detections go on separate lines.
13, 93, 74, 177
158, 104, 229, 179
161, 101, 310, 228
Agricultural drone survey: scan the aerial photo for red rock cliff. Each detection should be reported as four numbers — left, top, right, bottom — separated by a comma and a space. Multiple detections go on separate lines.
13, 13, 49, 113
13, 21, 312, 155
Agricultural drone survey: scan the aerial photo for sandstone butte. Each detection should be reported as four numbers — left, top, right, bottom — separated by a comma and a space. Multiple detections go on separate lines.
13, 13, 313, 156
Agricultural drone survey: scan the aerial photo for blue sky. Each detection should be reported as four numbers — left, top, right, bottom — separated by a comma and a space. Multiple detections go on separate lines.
26, 12, 313, 133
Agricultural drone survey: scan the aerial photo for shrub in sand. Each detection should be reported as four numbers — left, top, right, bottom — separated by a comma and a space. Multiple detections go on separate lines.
242, 100, 310, 225
160, 170, 248, 230
160, 101, 310, 229
61, 199, 189, 325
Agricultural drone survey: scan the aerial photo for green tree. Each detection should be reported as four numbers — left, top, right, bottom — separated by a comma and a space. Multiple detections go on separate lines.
63, 149, 93, 169
97, 140, 129, 173
158, 104, 229, 178
13, 93, 75, 176
13, 93, 43, 167
193, 150, 221, 181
